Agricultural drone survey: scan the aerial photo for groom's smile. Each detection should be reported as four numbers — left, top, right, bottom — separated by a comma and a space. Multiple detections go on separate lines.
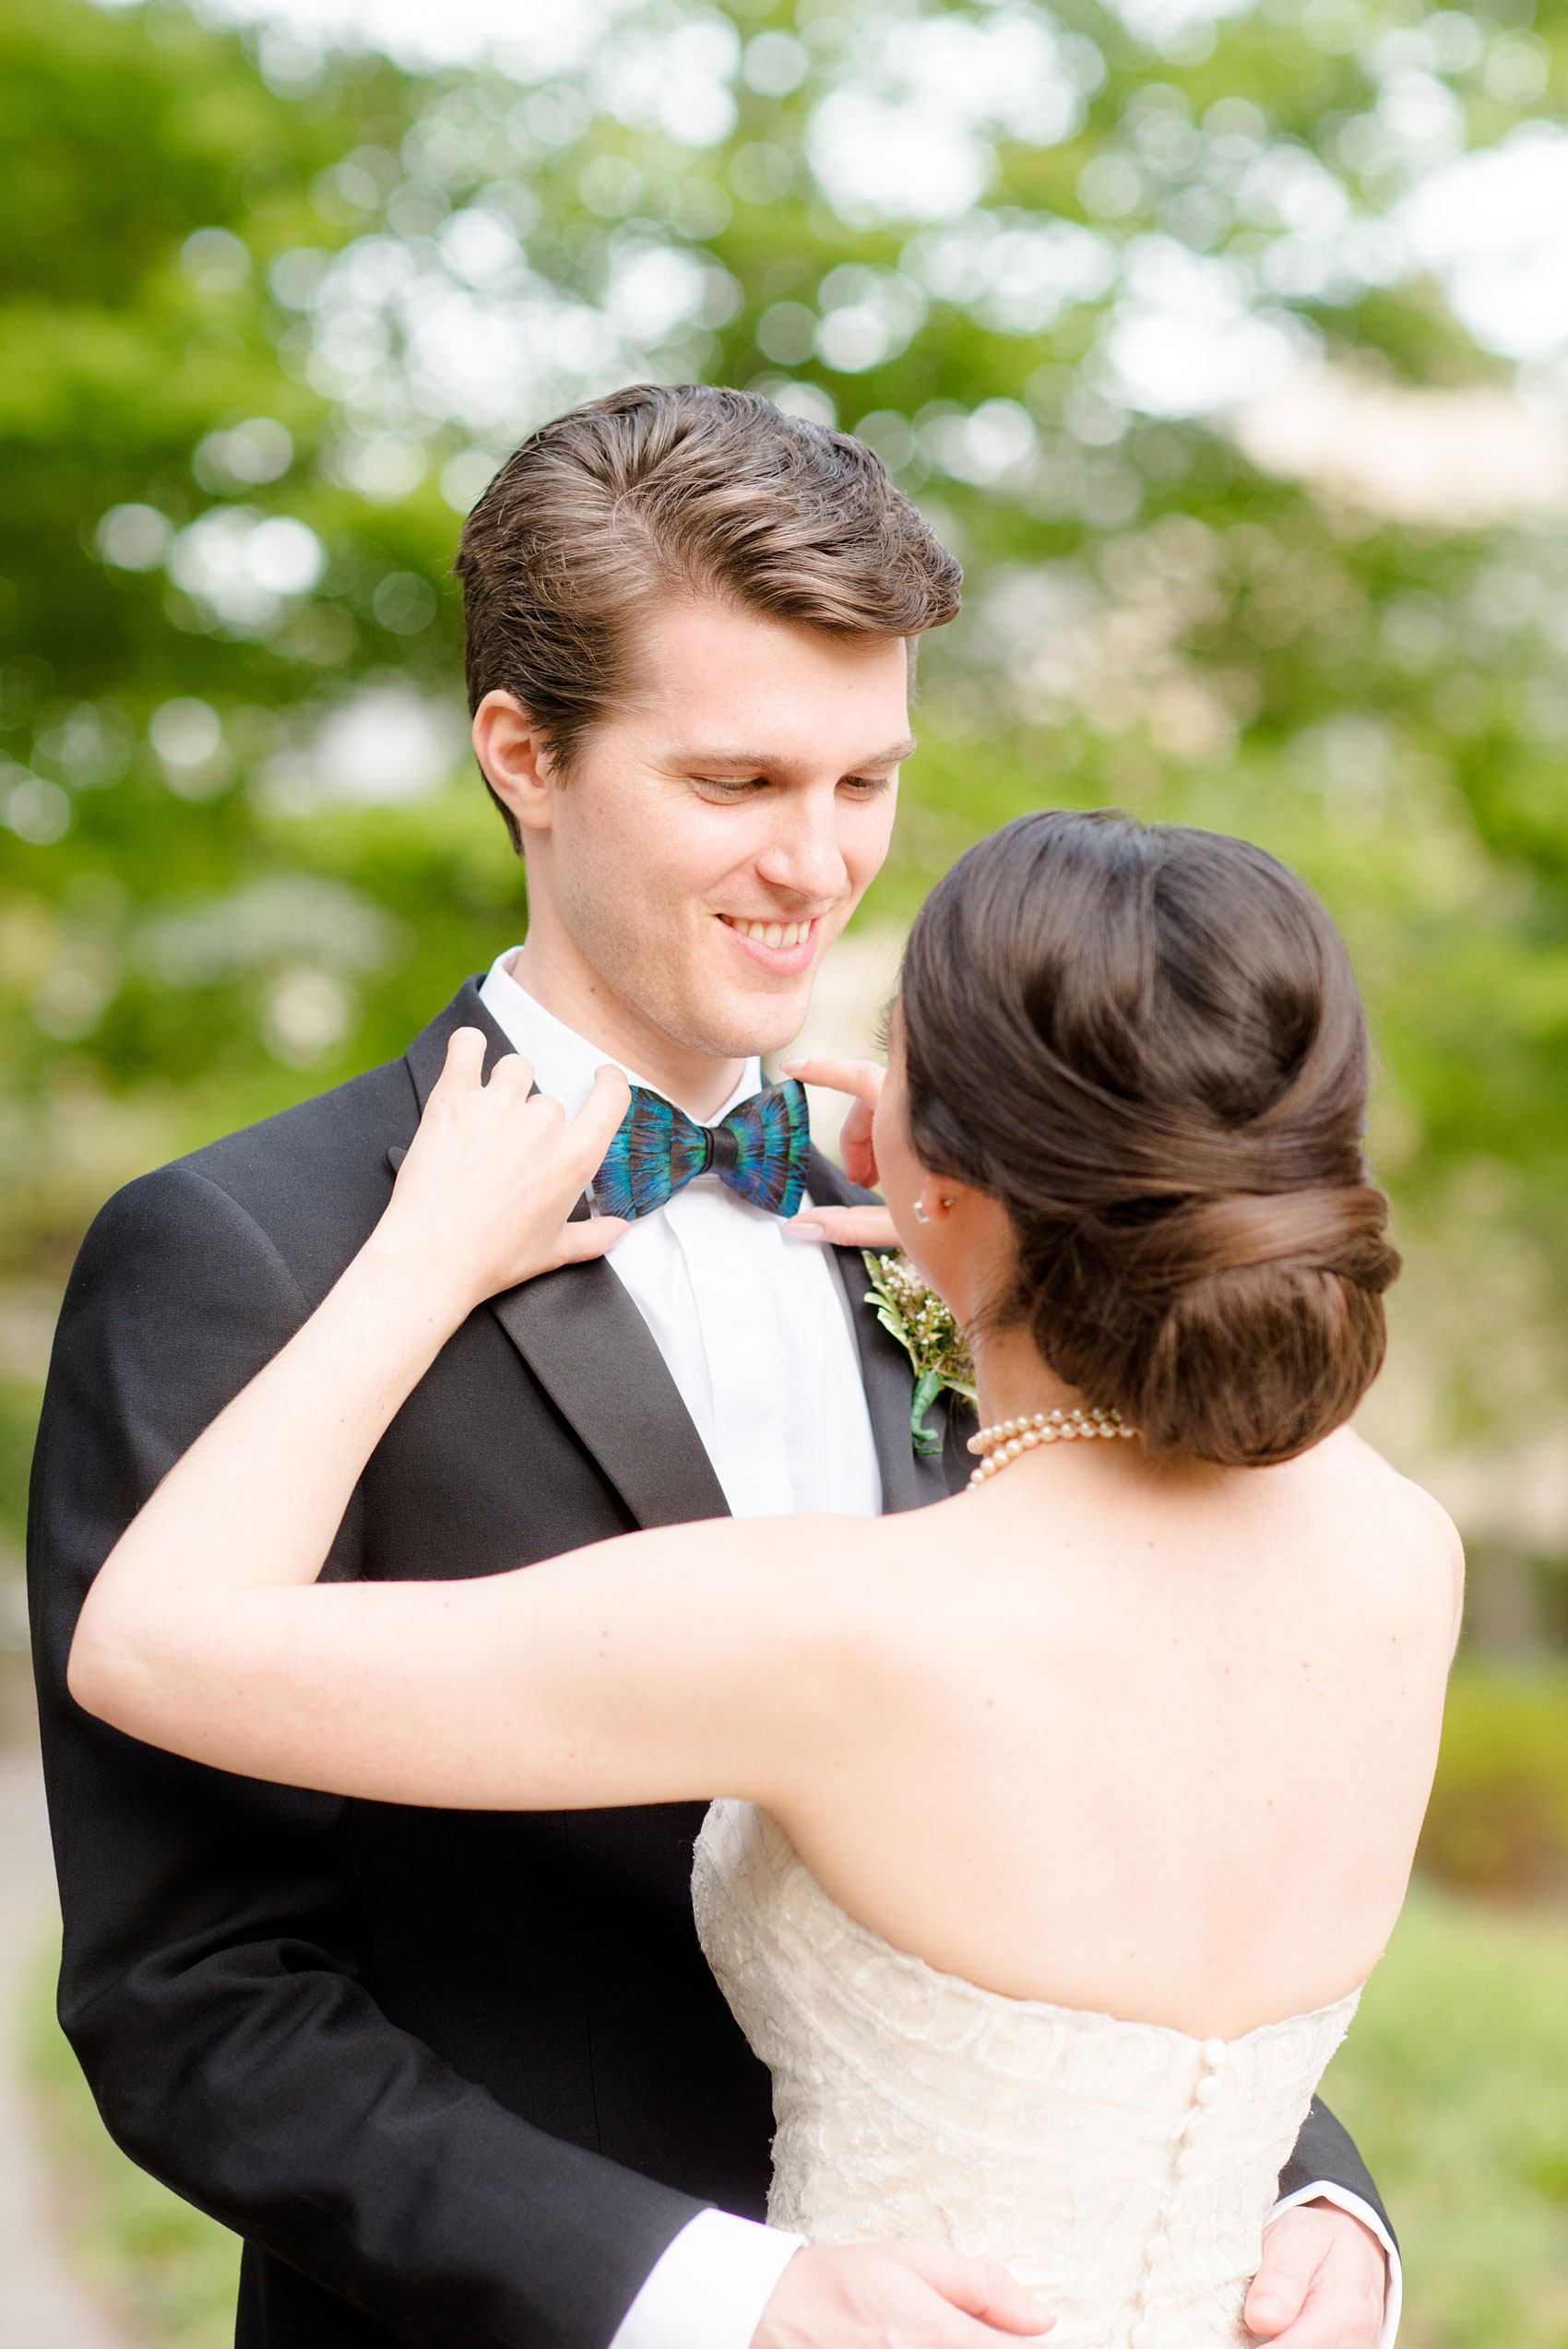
717, 912, 821, 973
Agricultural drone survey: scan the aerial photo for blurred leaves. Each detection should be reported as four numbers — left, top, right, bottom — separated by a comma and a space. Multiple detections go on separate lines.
1322, 1876, 1568, 2349
1419, 1662, 1568, 1897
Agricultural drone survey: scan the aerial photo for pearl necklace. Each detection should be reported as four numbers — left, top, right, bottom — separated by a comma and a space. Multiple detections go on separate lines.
967, 1406, 1139, 1486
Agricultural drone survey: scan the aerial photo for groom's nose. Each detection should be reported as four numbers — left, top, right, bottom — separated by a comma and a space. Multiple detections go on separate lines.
753, 784, 854, 905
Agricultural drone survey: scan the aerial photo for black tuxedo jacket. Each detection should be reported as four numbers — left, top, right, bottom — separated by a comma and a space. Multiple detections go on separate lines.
28, 981, 1389, 2349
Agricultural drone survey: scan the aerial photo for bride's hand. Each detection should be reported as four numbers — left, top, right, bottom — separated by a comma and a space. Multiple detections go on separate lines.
778, 1056, 899, 1252
376, 1027, 631, 1312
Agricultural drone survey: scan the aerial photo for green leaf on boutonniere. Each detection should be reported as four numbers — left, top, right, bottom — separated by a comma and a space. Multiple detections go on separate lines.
861, 1252, 978, 1456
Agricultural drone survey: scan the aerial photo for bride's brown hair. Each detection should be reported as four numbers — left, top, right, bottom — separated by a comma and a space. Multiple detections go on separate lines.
899, 812, 1400, 1466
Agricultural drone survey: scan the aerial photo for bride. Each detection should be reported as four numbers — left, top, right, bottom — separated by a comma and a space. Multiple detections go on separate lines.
69, 813, 1461, 2348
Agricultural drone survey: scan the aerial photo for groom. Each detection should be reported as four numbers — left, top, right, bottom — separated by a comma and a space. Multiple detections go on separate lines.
30, 385, 1397, 2349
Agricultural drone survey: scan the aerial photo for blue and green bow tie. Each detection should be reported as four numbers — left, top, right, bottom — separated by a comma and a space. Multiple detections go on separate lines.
593, 1078, 811, 1223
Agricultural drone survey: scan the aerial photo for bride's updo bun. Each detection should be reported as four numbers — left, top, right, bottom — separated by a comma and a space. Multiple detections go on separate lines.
899, 812, 1400, 1465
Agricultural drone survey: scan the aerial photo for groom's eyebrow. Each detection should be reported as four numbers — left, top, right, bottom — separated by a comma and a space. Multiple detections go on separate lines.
675, 736, 919, 772
849, 736, 919, 769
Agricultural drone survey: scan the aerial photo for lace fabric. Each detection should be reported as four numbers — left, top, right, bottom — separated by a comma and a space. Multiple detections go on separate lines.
693, 1798, 1360, 2349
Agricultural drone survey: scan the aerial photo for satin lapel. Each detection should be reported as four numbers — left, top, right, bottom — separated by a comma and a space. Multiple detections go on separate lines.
403, 976, 516, 1098
489, 1265, 731, 1530
806, 1147, 956, 1515
405, 983, 730, 1531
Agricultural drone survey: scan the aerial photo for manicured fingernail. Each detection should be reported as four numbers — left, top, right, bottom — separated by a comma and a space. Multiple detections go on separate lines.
1249, 2299, 1280, 2325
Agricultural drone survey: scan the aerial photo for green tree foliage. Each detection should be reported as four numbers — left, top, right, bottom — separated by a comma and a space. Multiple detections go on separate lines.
2, 0, 1567, 1458
0, 0, 521, 1275
1321, 1876, 1568, 2349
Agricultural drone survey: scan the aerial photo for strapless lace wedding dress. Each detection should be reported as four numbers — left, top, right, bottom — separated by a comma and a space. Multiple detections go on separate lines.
693, 1799, 1360, 2349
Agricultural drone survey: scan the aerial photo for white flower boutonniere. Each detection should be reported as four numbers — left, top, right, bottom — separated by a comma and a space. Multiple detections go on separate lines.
861, 1252, 978, 1457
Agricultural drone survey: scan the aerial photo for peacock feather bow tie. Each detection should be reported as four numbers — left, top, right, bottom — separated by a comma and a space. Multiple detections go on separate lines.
592, 1078, 811, 1222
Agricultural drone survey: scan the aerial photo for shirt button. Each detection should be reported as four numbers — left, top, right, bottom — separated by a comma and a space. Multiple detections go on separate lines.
1195, 2073, 1221, 2104
1203, 2036, 1229, 2066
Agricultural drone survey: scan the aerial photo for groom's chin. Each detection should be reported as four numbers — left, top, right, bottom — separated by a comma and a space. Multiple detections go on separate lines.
666, 977, 820, 1066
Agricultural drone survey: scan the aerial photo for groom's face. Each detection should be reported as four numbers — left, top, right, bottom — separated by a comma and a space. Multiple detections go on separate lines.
485, 599, 913, 1062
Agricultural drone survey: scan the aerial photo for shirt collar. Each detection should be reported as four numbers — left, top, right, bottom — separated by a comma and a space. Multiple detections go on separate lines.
478, 949, 764, 1126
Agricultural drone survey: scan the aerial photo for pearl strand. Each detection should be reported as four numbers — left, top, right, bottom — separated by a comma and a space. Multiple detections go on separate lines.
967, 1406, 1139, 1487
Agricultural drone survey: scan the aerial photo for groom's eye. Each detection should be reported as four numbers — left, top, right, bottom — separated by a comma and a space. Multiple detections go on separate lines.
687, 768, 894, 801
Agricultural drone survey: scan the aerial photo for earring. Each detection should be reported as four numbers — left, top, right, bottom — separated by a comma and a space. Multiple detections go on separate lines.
912, 1201, 930, 1224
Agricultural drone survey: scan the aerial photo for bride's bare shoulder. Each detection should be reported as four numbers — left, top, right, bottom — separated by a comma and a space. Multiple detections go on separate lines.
1319, 1424, 1459, 1534
636, 1501, 950, 1611
701, 1496, 970, 1631
1312, 1426, 1465, 1628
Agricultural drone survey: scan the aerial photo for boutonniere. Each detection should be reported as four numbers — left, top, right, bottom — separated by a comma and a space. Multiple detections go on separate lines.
861, 1252, 978, 1456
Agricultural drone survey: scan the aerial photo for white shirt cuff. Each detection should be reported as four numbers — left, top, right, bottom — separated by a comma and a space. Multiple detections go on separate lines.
1265, 2184, 1402, 2349
608, 2209, 805, 2349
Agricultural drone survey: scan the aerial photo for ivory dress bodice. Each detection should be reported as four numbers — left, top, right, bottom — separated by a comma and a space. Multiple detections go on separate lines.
692, 1798, 1360, 2349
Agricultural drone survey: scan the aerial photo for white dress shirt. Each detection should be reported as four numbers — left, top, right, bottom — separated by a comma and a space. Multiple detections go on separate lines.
476, 952, 1401, 2349
480, 955, 881, 1525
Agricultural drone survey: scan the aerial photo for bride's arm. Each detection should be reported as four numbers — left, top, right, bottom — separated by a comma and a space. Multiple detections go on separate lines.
68, 1032, 866, 1809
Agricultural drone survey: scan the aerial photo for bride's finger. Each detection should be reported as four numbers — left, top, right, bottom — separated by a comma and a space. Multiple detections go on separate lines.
778, 1054, 884, 1103
571, 1063, 633, 1168
837, 1095, 880, 1192
790, 1204, 899, 1250
552, 1215, 630, 1265
433, 1026, 489, 1097
486, 1050, 536, 1097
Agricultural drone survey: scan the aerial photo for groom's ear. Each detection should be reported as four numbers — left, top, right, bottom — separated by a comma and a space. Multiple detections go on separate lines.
471, 692, 558, 848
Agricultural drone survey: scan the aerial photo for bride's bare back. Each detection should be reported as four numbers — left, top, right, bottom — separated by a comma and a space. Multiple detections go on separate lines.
751, 1427, 1458, 2039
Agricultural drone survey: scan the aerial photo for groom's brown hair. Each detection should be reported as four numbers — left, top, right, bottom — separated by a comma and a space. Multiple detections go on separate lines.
455, 383, 962, 846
